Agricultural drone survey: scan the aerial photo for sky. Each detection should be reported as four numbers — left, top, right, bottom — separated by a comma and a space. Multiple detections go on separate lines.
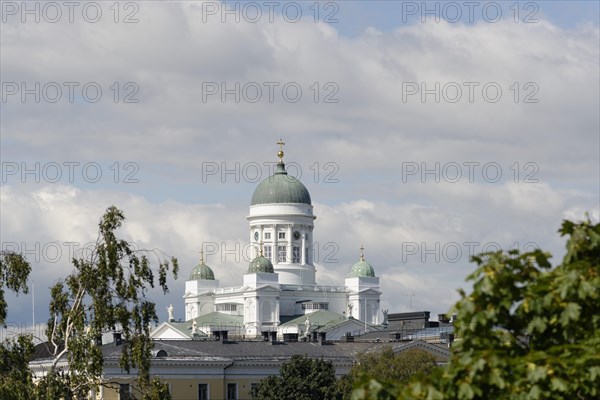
1, 0, 599, 332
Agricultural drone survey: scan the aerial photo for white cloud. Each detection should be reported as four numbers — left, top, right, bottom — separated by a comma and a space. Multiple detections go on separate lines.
1, 2, 598, 324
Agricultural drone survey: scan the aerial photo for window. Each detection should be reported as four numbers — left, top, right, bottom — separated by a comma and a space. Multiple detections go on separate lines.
216, 304, 238, 312
278, 232, 286, 240
293, 246, 300, 263
305, 247, 310, 264
264, 245, 272, 261
278, 246, 287, 263
119, 384, 132, 400
227, 383, 237, 400
264, 232, 271, 240
198, 383, 209, 400
301, 302, 329, 310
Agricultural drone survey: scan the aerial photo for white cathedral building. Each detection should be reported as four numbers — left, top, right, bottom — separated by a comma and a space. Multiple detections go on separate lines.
153, 143, 383, 341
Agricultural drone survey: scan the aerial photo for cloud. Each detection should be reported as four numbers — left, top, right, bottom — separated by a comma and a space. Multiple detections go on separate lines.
1, 2, 598, 324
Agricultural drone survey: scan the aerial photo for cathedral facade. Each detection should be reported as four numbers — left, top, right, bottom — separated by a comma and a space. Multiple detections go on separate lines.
174, 144, 382, 339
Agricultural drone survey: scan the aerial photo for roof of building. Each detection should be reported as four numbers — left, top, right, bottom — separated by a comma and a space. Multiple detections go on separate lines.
348, 247, 376, 278
248, 255, 274, 273
251, 162, 311, 205
191, 312, 244, 328
349, 260, 375, 278
189, 250, 215, 281
279, 310, 379, 336
279, 310, 348, 330
97, 339, 450, 365
153, 320, 209, 339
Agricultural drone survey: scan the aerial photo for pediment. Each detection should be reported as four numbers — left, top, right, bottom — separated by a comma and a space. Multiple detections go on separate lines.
150, 322, 190, 340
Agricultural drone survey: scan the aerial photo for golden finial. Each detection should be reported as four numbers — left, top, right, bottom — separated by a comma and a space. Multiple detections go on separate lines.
360, 245, 365, 262
259, 241, 264, 257
276, 139, 285, 162
199, 248, 205, 264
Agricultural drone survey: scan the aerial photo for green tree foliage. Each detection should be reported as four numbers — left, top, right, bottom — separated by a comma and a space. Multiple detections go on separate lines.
251, 354, 342, 400
354, 217, 600, 400
355, 347, 438, 383
0, 334, 35, 400
0, 251, 35, 399
39, 205, 178, 399
347, 348, 438, 399
1, 206, 177, 400
0, 251, 31, 326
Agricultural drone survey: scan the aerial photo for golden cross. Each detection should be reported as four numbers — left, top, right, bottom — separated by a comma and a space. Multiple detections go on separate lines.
360, 245, 365, 261
199, 248, 204, 263
259, 241, 264, 256
277, 139, 285, 151
276, 139, 285, 162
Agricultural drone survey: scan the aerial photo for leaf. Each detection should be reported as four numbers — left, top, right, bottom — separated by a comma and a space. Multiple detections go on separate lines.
559, 303, 581, 327
458, 382, 475, 399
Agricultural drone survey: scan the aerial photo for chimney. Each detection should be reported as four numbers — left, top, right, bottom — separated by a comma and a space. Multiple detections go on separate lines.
318, 332, 327, 345
448, 333, 454, 348
113, 332, 122, 346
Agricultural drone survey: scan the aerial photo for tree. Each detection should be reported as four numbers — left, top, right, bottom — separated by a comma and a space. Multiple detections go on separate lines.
34, 205, 178, 399
0, 251, 35, 399
345, 348, 438, 399
0, 251, 31, 327
354, 216, 600, 400
251, 354, 343, 400
1, 206, 178, 399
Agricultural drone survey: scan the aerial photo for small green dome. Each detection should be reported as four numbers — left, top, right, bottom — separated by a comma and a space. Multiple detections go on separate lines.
248, 255, 274, 273
251, 162, 311, 206
349, 249, 376, 278
189, 261, 215, 280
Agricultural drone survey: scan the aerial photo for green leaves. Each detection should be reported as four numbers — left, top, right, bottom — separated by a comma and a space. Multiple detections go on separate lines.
0, 251, 31, 326
251, 355, 342, 400
352, 215, 600, 400
39, 205, 179, 399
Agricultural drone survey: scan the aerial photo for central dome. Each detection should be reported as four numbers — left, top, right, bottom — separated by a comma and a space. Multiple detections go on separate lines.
251, 162, 311, 206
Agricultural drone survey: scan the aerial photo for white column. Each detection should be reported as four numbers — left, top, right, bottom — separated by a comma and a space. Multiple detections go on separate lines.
301, 227, 306, 265
287, 225, 292, 263
274, 224, 278, 263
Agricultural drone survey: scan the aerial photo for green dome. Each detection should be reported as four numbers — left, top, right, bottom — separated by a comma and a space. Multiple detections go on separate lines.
248, 255, 274, 273
189, 261, 215, 280
349, 258, 375, 278
251, 162, 311, 206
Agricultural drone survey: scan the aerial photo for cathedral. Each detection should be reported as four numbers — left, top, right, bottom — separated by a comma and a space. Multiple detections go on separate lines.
153, 142, 383, 340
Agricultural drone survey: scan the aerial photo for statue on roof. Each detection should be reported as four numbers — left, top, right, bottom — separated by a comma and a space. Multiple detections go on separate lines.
167, 304, 174, 322
382, 309, 389, 326
304, 315, 311, 337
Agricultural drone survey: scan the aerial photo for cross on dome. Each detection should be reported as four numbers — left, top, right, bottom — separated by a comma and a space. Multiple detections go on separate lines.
276, 139, 285, 162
